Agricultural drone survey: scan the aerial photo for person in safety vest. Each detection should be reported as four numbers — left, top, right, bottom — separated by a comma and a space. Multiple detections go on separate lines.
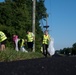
26, 31, 34, 52
42, 30, 50, 57
19, 39, 28, 52
0, 31, 7, 51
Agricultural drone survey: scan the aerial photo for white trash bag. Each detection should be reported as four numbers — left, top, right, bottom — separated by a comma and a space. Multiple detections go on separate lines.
20, 47, 28, 53
15, 39, 19, 51
48, 38, 55, 56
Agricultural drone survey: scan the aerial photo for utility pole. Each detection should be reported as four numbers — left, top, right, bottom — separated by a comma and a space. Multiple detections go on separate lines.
43, 14, 49, 31
32, 0, 36, 52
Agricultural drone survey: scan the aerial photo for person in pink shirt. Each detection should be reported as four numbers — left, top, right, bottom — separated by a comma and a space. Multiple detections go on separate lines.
13, 34, 19, 51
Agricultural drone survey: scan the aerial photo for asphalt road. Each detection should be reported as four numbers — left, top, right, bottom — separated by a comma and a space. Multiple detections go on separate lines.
0, 56, 76, 75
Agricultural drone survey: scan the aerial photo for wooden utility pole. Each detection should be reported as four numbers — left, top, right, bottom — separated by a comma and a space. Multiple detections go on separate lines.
32, 0, 36, 52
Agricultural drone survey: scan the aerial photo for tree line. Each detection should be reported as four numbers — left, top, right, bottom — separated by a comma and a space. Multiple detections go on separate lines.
56, 43, 76, 56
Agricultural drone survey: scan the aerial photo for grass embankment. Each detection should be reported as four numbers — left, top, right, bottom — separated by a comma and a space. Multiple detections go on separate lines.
0, 49, 44, 62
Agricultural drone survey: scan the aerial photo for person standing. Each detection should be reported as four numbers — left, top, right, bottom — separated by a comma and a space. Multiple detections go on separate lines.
0, 31, 7, 51
42, 30, 50, 57
26, 31, 34, 52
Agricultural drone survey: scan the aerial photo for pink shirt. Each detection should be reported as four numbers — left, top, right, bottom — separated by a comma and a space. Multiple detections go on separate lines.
13, 35, 18, 41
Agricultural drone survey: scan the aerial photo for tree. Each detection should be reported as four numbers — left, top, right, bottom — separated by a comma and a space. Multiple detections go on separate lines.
72, 43, 76, 55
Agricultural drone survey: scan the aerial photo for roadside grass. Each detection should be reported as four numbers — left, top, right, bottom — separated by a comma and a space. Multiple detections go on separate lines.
0, 48, 44, 62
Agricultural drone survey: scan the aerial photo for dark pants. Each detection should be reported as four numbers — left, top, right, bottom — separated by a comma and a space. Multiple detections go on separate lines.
1, 40, 6, 45
43, 44, 48, 57
27, 42, 33, 51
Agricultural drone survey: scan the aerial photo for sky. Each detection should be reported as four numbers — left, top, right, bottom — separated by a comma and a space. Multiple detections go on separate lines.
44, 0, 76, 50
0, 0, 76, 50
0, 0, 4, 2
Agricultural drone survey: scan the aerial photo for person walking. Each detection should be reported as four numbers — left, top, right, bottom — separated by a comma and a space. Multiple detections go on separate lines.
42, 30, 50, 57
0, 31, 7, 51
26, 31, 34, 52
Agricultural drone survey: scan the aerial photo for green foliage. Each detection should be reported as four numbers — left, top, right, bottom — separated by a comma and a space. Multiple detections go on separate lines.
72, 43, 76, 49
71, 43, 76, 55
36, 0, 47, 19
58, 42, 76, 56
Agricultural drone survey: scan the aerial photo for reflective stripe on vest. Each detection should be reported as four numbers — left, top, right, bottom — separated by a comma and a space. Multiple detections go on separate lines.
43, 35, 49, 44
0, 31, 7, 42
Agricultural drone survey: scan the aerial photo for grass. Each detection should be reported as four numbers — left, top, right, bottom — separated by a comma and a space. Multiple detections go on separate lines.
0, 48, 44, 62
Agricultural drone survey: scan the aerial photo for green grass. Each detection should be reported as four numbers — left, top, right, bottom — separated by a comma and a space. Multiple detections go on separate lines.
0, 48, 44, 62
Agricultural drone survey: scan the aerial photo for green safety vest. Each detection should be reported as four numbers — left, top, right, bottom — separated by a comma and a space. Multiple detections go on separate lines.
0, 31, 7, 42
43, 34, 50, 44
26, 32, 34, 42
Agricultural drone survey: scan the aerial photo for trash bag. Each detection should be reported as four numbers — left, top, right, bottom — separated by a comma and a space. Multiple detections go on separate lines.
48, 37, 55, 56
20, 46, 28, 53
15, 39, 19, 51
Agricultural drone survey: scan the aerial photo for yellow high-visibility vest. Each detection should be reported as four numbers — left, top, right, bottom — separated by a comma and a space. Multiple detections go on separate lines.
26, 32, 34, 42
0, 31, 7, 42
21, 39, 25, 47
43, 34, 50, 44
